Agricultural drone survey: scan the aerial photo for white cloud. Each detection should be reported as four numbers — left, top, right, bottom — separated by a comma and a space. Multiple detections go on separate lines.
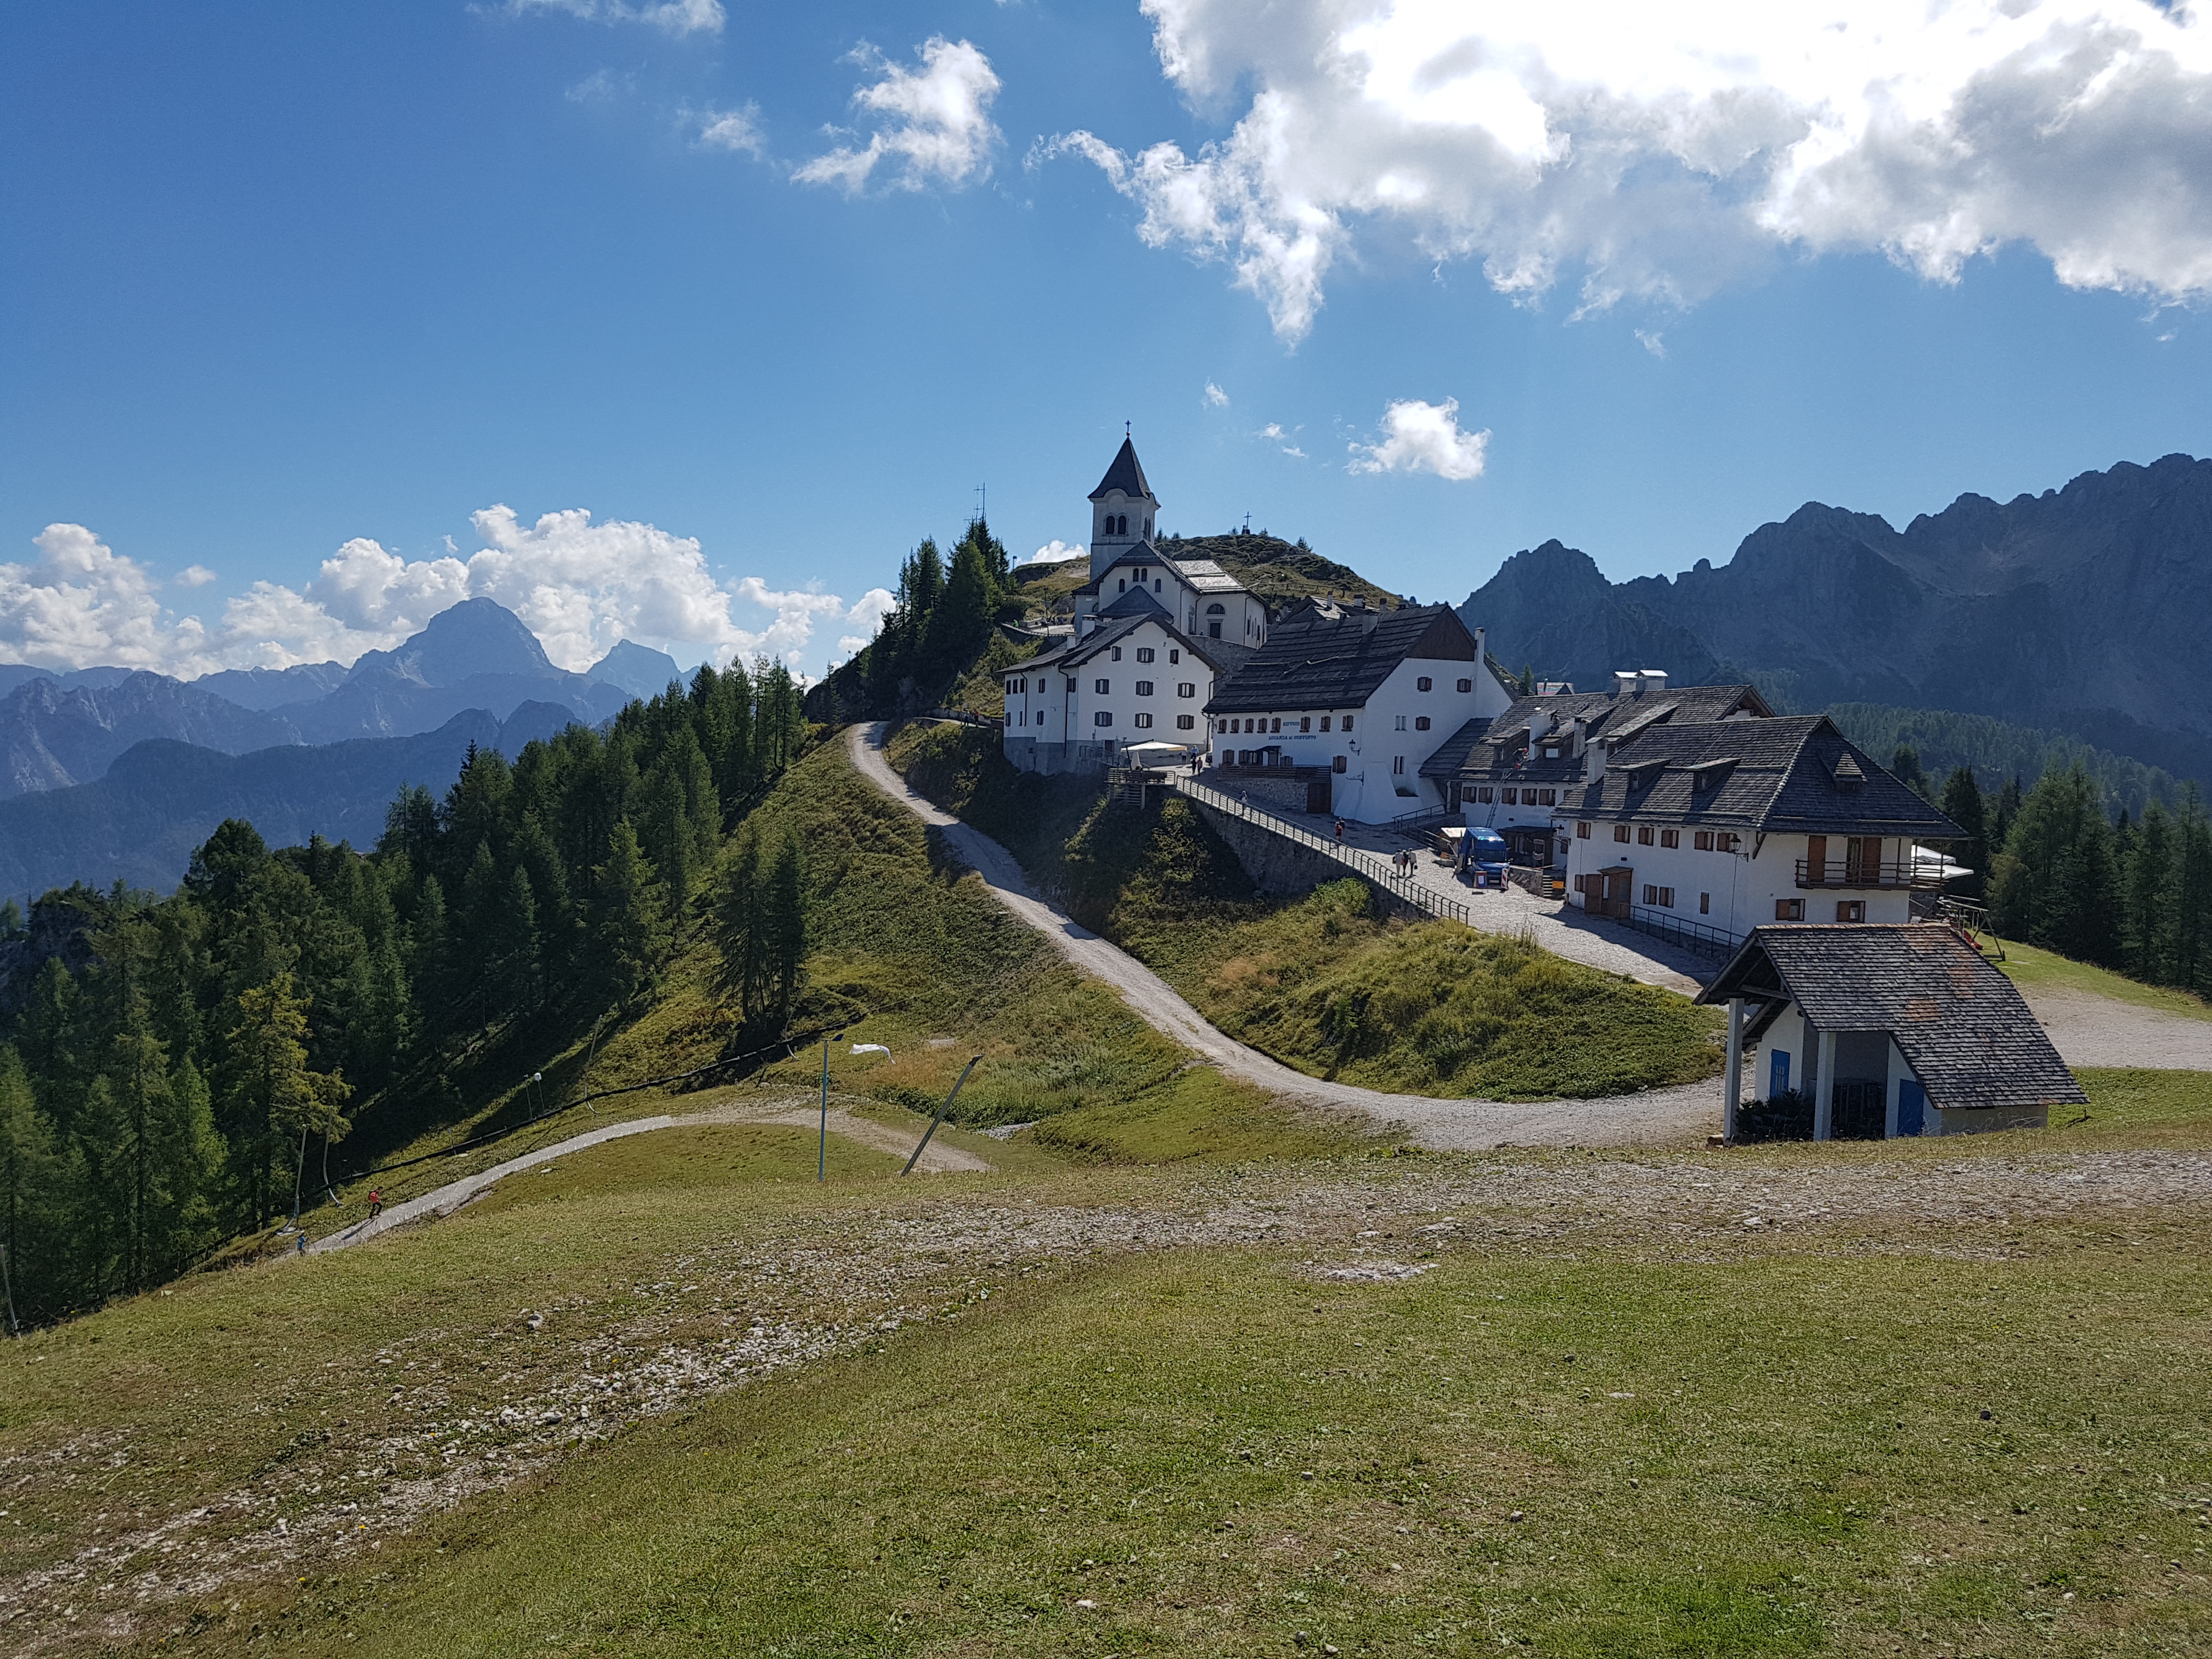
1256, 422, 1306, 459
1045, 0, 2212, 339
505, 0, 723, 36
1024, 539, 1088, 565
1635, 329, 1667, 358
1203, 380, 1230, 406
1, 514, 894, 678
695, 103, 765, 156
794, 37, 1001, 194
566, 69, 634, 104
1, 525, 185, 673
1347, 398, 1490, 481
176, 565, 217, 588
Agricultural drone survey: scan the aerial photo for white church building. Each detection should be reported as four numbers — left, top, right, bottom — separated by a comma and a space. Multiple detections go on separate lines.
1001, 439, 1260, 775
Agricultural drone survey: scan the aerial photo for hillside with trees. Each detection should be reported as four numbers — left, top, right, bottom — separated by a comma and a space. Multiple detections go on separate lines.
0, 661, 806, 1321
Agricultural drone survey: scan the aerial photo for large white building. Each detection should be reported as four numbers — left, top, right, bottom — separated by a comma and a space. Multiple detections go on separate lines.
1558, 713, 1961, 949
1000, 589, 1246, 775
1203, 600, 1517, 823
1444, 675, 1774, 865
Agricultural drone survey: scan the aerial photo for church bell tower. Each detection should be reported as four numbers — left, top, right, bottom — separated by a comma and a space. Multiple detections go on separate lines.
1087, 436, 1159, 581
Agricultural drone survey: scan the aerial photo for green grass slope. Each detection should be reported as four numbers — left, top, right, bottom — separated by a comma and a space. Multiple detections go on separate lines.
889, 722, 1723, 1101
10, 1070, 2212, 1658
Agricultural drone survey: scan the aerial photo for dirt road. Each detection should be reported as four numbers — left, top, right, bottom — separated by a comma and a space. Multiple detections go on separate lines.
850, 723, 1724, 1148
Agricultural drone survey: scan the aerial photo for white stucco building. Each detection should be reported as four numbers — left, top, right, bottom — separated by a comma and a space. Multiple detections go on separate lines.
1201, 600, 1517, 824
1070, 439, 1271, 647
1558, 713, 1961, 950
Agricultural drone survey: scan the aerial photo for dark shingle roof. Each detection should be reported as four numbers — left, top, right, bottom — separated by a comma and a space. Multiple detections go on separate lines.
1459, 682, 1770, 781
1097, 584, 1172, 620
1089, 438, 1154, 502
1699, 924, 2085, 1113
1205, 605, 1477, 715
1566, 715, 1961, 839
1419, 716, 1493, 778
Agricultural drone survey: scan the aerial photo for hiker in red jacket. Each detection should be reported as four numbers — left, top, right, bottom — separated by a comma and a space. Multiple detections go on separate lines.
367, 1188, 383, 1220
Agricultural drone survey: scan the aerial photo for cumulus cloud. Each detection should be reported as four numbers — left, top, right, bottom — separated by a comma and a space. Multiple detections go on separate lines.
176, 565, 217, 588
1635, 329, 1667, 358
1045, 0, 2212, 339
1203, 380, 1230, 406
1347, 398, 1490, 481
2, 513, 897, 678
695, 103, 765, 156
1257, 422, 1306, 459
794, 37, 1001, 193
505, 0, 723, 36
1024, 539, 1089, 565
1, 525, 190, 672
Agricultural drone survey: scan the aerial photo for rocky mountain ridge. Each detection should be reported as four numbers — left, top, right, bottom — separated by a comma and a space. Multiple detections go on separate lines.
1459, 452, 2212, 782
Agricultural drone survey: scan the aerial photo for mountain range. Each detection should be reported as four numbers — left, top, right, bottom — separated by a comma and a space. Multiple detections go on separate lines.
1458, 452, 2212, 783
0, 600, 683, 800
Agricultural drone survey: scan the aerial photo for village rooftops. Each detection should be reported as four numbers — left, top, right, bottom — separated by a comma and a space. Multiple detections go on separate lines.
1418, 716, 1494, 778
1204, 603, 1490, 715
1699, 924, 2085, 1114
1460, 682, 1771, 778
1566, 714, 1962, 839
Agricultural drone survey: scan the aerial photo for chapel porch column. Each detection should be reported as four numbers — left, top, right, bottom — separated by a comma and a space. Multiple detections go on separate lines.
1723, 996, 1743, 1144
1814, 1027, 1838, 1141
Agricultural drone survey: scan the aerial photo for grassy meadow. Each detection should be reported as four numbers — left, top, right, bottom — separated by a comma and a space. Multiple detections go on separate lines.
3, 1069, 2211, 1657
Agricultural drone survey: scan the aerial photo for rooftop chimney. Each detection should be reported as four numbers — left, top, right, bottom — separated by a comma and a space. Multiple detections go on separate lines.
1613, 670, 1639, 699
1639, 669, 1669, 694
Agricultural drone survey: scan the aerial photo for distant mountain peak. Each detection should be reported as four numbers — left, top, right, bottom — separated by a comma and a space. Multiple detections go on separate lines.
588, 639, 684, 700
346, 597, 557, 689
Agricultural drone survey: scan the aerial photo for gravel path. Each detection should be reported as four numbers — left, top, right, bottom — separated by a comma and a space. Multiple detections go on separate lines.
2021, 989, 2212, 1070
852, 723, 1723, 1148
307, 1098, 990, 1255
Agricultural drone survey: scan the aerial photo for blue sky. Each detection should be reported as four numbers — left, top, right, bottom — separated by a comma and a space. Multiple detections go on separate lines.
5, 0, 2211, 678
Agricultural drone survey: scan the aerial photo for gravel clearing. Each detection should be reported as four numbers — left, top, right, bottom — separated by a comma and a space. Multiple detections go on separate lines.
9, 1143, 2212, 1652
2019, 989, 2212, 1070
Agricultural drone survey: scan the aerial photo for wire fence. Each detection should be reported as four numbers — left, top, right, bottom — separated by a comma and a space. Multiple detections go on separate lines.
1173, 775, 1480, 927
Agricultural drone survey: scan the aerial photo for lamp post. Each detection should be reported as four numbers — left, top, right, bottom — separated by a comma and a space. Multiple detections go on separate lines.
819, 1032, 845, 1181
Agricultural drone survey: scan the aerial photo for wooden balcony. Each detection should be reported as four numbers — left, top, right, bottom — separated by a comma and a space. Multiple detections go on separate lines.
1794, 857, 1942, 890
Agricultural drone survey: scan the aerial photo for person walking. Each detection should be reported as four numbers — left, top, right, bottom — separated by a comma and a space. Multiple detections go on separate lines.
1333, 818, 1346, 844
368, 1188, 383, 1220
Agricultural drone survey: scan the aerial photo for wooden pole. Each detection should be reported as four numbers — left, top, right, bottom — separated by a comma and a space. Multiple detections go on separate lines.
904, 1057, 980, 1176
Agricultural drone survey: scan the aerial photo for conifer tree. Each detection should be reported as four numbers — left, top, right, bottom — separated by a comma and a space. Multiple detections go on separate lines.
2119, 799, 2176, 981
593, 822, 670, 1004
0, 1046, 64, 1324
1938, 766, 1988, 899
766, 829, 808, 1025
224, 974, 351, 1227
712, 826, 767, 1024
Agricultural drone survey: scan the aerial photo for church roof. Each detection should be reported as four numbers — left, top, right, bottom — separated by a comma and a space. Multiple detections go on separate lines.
1098, 585, 1172, 620
1089, 437, 1155, 503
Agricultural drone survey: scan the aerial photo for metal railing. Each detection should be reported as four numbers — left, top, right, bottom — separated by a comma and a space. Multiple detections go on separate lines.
1624, 905, 1743, 958
1794, 857, 1940, 890
1175, 775, 1479, 926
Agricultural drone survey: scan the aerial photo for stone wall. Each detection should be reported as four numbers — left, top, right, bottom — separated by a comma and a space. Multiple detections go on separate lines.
1183, 798, 1426, 921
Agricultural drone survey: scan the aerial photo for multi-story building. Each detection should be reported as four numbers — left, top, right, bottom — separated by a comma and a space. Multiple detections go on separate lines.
1069, 439, 1272, 646
1442, 673, 1773, 864
1202, 600, 1517, 823
1558, 713, 1961, 948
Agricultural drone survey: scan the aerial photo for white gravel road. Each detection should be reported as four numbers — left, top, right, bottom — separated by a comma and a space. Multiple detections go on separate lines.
851, 723, 1726, 1149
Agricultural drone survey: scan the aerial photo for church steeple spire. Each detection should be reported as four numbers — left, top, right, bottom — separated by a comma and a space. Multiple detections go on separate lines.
1087, 437, 1159, 580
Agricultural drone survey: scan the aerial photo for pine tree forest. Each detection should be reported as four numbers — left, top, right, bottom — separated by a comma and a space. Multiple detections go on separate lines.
0, 661, 809, 1325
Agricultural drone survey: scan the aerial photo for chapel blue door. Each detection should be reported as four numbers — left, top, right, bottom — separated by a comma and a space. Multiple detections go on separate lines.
1896, 1079, 1926, 1137
1769, 1049, 1791, 1097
